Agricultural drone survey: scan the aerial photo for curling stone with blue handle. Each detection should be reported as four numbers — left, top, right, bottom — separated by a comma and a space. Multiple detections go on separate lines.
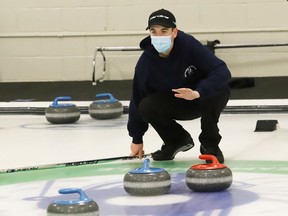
123, 158, 171, 196
186, 155, 233, 192
47, 188, 99, 215
45, 96, 80, 124
89, 93, 123, 119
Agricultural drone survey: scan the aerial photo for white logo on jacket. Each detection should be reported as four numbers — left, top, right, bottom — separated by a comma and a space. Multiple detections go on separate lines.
184, 65, 197, 78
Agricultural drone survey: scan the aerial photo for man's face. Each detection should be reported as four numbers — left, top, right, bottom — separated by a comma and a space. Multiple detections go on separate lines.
149, 25, 178, 40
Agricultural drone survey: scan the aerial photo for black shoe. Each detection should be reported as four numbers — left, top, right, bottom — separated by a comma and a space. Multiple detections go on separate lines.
152, 138, 194, 161
200, 145, 224, 163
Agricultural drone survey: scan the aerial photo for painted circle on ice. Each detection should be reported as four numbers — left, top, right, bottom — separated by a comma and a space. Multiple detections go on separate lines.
106, 194, 191, 206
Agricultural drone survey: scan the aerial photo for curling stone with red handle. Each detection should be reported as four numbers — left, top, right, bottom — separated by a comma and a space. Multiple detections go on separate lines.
45, 96, 80, 124
89, 93, 123, 119
47, 188, 99, 215
186, 155, 233, 192
123, 158, 171, 196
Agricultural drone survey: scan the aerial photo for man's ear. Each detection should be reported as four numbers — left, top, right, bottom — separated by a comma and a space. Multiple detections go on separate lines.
172, 28, 178, 39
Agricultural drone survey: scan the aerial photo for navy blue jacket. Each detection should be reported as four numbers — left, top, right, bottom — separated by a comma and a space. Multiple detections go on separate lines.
128, 30, 231, 143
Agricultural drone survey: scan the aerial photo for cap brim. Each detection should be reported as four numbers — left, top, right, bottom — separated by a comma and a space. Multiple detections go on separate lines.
146, 22, 175, 30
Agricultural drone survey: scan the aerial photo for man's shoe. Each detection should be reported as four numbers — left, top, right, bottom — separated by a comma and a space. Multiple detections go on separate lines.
152, 138, 194, 161
200, 145, 224, 163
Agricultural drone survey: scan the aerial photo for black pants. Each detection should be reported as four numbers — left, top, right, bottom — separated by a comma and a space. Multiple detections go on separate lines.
138, 91, 230, 148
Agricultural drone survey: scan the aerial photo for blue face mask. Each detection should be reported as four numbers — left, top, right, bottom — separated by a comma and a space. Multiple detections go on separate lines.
151, 36, 172, 53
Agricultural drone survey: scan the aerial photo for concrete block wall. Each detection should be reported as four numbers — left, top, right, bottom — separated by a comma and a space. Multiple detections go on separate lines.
0, 0, 287, 82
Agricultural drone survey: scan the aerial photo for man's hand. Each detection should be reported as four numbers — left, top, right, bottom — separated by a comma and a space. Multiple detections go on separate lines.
172, 88, 200, 100
130, 143, 144, 159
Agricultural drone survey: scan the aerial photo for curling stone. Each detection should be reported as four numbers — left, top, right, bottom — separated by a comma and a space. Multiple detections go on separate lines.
47, 188, 99, 216
89, 93, 123, 120
45, 96, 80, 124
123, 158, 171, 196
186, 155, 233, 192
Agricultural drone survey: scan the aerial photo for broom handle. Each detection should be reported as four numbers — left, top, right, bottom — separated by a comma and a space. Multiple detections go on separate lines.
0, 154, 150, 174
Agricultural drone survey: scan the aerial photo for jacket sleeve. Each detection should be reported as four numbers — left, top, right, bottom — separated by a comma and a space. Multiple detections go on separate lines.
191, 40, 231, 98
127, 63, 149, 144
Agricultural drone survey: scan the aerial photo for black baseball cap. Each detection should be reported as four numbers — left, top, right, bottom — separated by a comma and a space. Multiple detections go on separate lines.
146, 9, 176, 30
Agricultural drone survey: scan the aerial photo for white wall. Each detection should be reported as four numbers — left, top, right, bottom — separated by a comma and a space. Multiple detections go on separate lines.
0, 0, 287, 82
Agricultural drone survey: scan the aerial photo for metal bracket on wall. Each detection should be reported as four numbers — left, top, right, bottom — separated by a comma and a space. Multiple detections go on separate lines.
92, 46, 141, 85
